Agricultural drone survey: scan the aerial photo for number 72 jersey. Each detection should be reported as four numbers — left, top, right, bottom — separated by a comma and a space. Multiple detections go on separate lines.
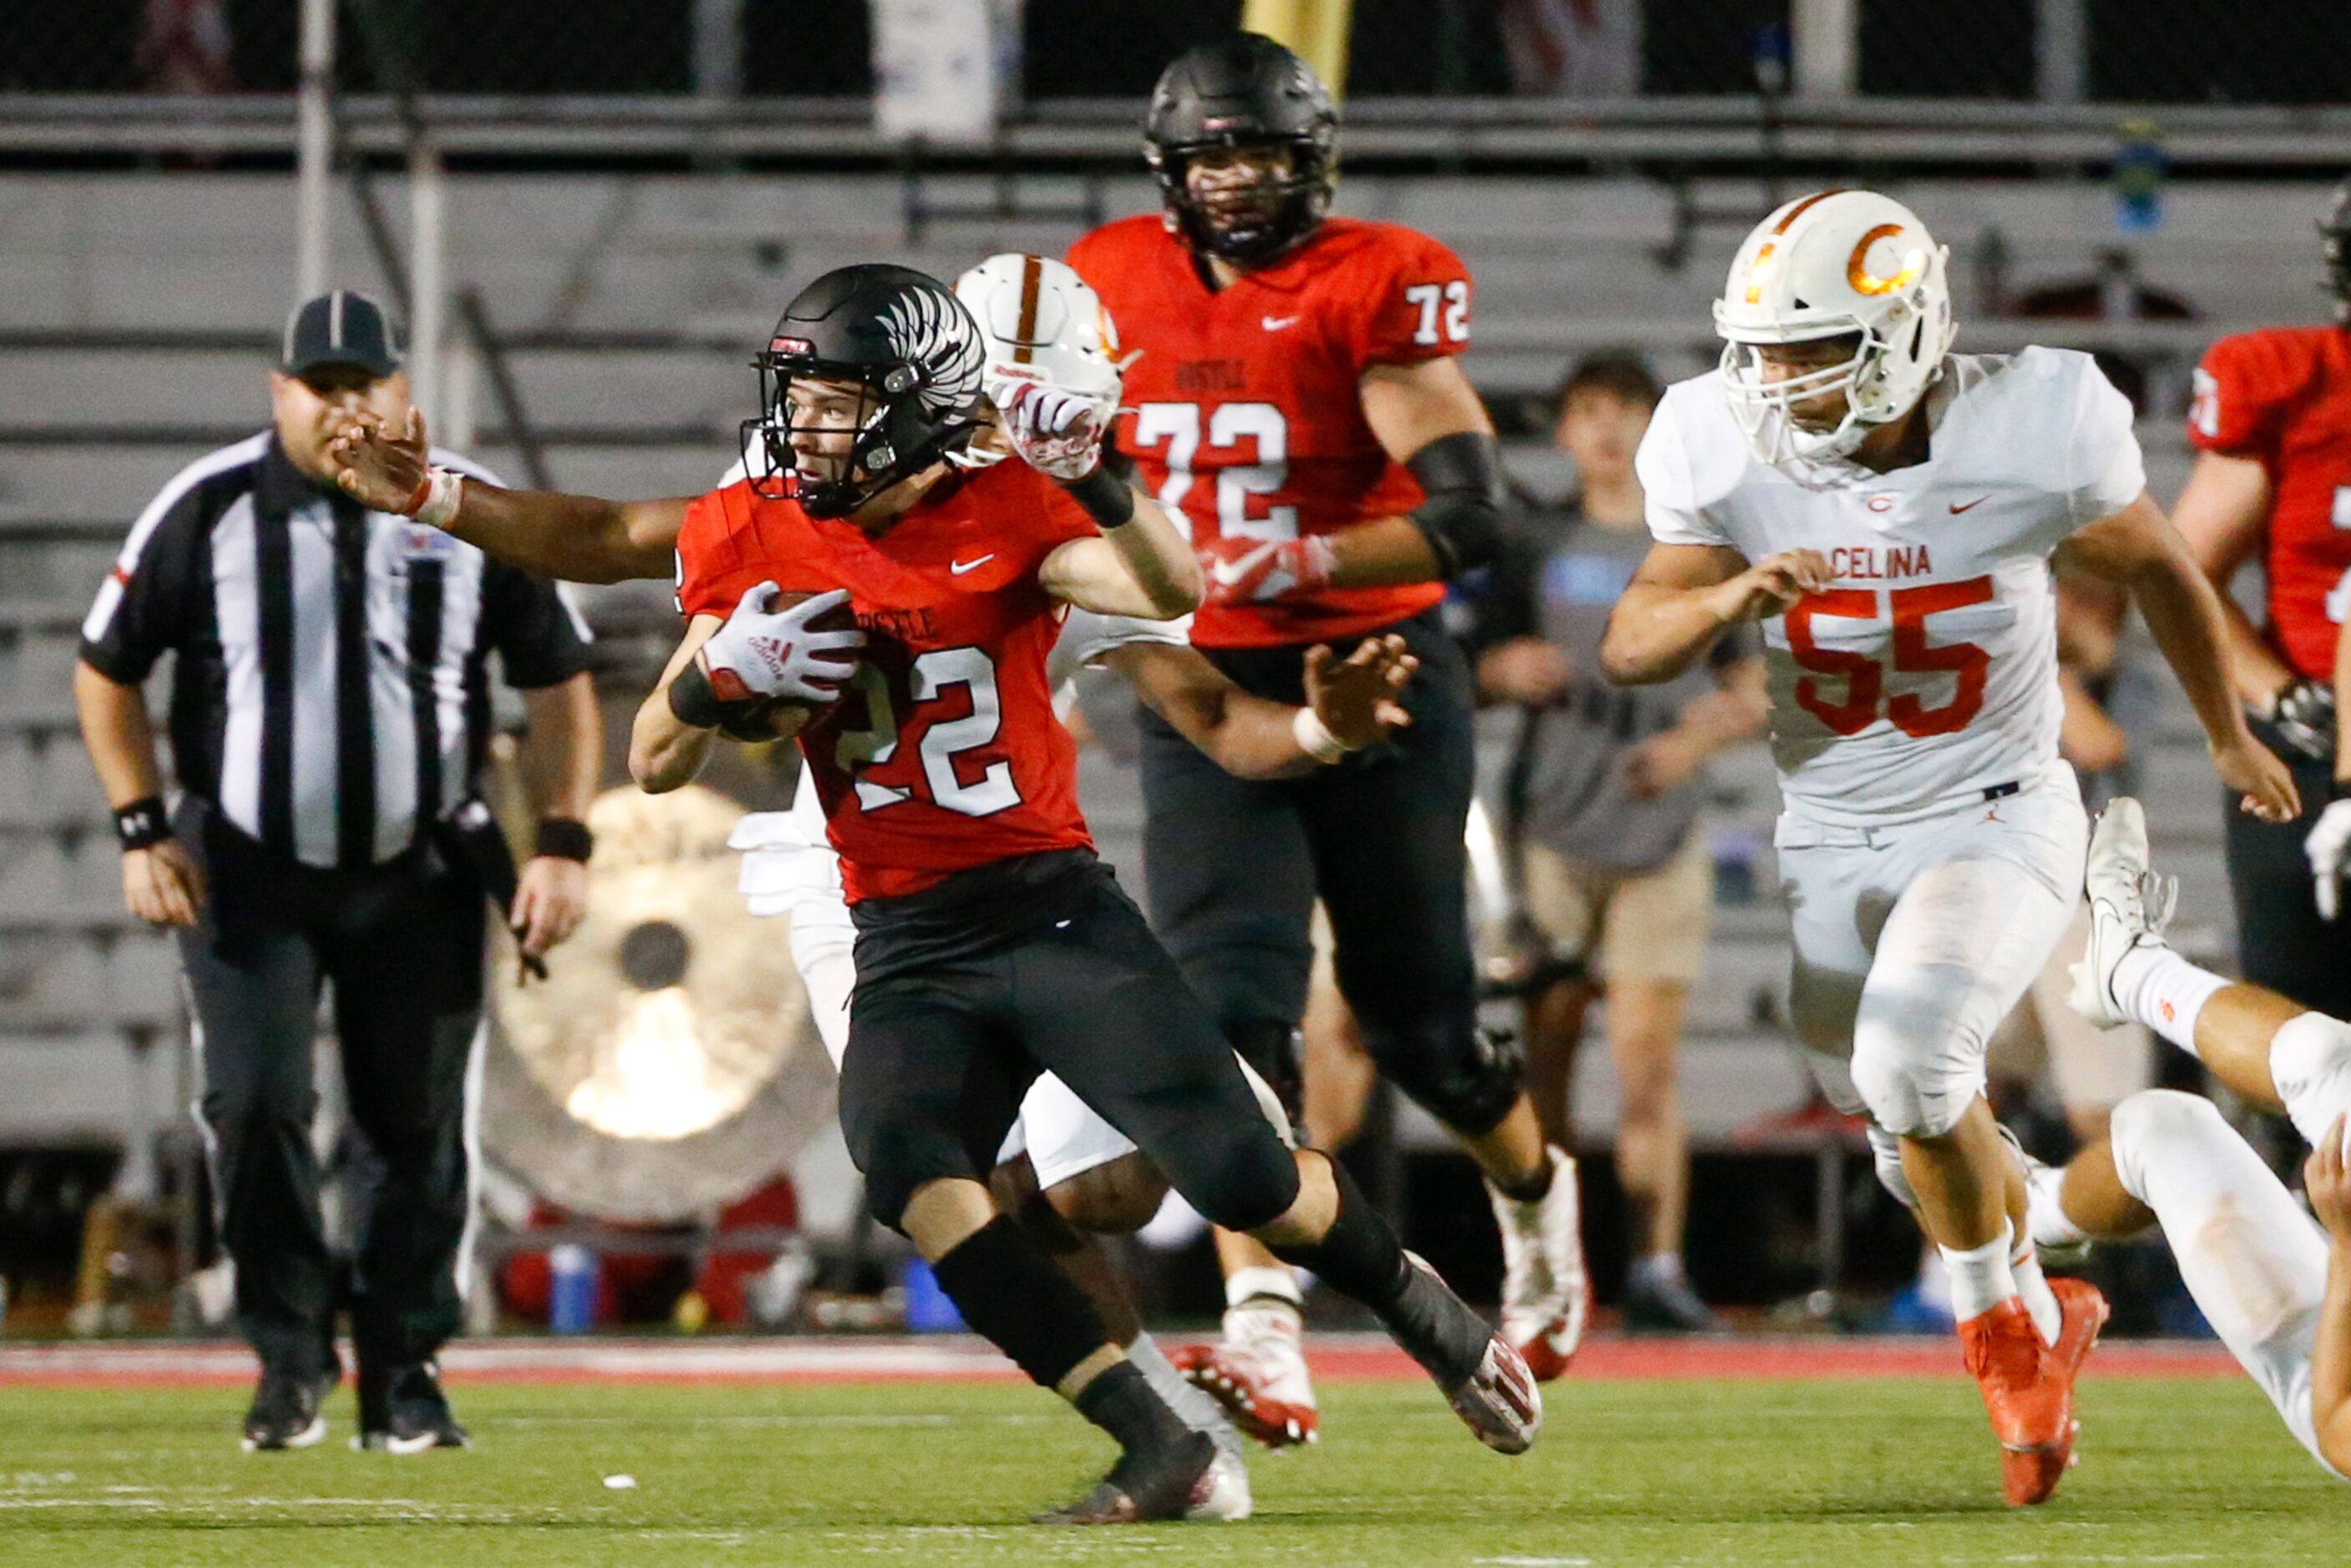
1637, 347, 2147, 826
1069, 213, 1474, 650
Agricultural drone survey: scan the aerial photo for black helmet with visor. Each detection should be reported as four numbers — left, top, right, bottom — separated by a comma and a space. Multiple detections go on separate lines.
746, 264, 987, 518
1144, 33, 1338, 267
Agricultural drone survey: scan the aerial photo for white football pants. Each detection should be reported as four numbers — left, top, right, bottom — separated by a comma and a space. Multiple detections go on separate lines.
1777, 766, 2087, 1141
2106, 1089, 2346, 1479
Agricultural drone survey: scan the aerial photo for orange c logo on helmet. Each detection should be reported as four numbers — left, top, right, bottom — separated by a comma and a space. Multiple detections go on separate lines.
1743, 242, 1778, 305
1848, 224, 1924, 296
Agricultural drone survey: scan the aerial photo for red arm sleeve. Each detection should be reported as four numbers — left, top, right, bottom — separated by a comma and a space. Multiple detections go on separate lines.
2187, 331, 2298, 459
1346, 229, 1475, 371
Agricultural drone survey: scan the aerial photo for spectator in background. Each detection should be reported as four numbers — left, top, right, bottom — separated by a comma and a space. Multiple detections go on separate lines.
1472, 353, 1765, 1333
137, 0, 235, 94
1498, 0, 1641, 98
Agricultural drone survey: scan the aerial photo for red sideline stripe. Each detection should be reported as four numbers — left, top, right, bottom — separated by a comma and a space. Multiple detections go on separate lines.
0, 1333, 2244, 1388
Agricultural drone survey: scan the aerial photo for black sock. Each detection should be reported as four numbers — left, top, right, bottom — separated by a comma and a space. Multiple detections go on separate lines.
1265, 1154, 1486, 1388
928, 1216, 1110, 1390
1073, 1359, 1190, 1455
1261, 1153, 1409, 1312
1497, 1154, 1555, 1205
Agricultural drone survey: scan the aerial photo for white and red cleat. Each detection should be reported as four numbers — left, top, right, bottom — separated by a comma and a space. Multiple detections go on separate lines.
1447, 1334, 1543, 1455
1173, 1302, 1320, 1449
1486, 1145, 1590, 1380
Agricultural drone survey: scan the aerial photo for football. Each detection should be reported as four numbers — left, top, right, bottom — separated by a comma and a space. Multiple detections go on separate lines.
711, 589, 861, 744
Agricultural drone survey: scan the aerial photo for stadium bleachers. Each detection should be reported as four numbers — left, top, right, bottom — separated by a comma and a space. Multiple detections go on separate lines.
0, 167, 2286, 1176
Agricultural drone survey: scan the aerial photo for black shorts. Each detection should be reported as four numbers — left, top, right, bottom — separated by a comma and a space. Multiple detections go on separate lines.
2225, 724, 2351, 1019
838, 851, 1301, 1232
1135, 609, 1516, 1134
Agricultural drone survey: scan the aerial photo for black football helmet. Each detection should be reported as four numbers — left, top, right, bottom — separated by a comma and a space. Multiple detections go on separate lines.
2322, 178, 2351, 324
746, 264, 987, 518
1144, 32, 1338, 266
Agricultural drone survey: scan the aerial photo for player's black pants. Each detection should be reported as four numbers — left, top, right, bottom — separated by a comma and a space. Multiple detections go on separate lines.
2223, 722, 2351, 1019
1136, 609, 1518, 1136
175, 802, 485, 1381
839, 850, 1301, 1233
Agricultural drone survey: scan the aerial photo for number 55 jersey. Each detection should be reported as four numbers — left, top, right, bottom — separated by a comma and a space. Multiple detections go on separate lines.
1638, 346, 2146, 826
673, 459, 1099, 903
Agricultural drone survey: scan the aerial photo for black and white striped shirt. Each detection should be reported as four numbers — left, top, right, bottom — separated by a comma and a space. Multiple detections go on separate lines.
81, 433, 594, 870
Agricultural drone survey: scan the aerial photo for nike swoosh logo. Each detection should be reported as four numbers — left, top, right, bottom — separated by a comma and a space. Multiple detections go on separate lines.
1262, 315, 1299, 331
1208, 543, 1276, 586
1949, 495, 1990, 513
950, 554, 995, 575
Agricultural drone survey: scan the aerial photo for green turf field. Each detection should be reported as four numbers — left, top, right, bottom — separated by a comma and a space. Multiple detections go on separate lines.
0, 1378, 2342, 1565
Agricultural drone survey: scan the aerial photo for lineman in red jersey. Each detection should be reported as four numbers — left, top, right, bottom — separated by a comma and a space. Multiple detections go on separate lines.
331, 263, 1539, 1523
2174, 180, 2351, 1020
1069, 33, 1589, 1418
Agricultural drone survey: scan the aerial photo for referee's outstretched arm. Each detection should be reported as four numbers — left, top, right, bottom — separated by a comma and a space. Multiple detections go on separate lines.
330, 406, 685, 584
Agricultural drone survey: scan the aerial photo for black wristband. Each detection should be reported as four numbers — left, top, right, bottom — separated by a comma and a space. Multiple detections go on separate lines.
1060, 463, 1137, 529
114, 796, 172, 852
535, 817, 594, 862
2333, 776, 2351, 803
668, 661, 726, 729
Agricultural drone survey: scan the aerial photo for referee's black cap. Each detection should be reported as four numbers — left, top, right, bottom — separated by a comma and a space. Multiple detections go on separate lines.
281, 289, 402, 379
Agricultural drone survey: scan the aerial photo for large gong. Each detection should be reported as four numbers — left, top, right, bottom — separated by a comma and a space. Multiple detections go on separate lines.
479, 784, 836, 1222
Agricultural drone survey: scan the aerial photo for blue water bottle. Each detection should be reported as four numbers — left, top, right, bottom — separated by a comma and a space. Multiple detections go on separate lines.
549, 1243, 599, 1335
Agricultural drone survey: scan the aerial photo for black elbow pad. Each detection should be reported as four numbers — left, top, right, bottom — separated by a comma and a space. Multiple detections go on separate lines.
1405, 431, 1504, 579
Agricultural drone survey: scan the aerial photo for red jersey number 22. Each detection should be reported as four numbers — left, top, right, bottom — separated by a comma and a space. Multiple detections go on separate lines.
833, 648, 1023, 817
1785, 577, 1994, 738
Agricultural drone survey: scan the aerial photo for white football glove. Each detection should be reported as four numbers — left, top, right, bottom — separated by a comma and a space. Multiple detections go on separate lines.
999, 381, 1108, 483
698, 584, 863, 706
2308, 797, 2351, 921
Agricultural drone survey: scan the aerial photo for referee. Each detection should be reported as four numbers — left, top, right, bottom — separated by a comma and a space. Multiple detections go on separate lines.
73, 291, 601, 1453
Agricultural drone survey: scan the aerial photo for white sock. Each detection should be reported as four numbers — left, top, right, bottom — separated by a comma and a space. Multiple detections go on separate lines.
2110, 945, 2229, 1054
2025, 1160, 2090, 1253
1224, 1264, 1304, 1316
2268, 1013, 2351, 1149
1127, 1333, 1243, 1458
1939, 1223, 2020, 1324
2009, 1239, 2061, 1347
2107, 1090, 2336, 1471
1631, 1252, 1687, 1290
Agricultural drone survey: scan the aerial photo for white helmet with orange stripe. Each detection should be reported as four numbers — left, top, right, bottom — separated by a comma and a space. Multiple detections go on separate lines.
1713, 189, 1954, 465
952, 253, 1129, 466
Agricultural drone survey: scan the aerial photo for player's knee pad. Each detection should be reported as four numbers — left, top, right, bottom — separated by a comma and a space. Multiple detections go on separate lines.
1044, 1151, 1169, 1237
1849, 984, 1985, 1141
1380, 1022, 1524, 1137
2268, 1011, 2351, 1149
851, 1121, 978, 1234
1159, 1120, 1302, 1236
2106, 1089, 2231, 1206
1866, 1124, 1919, 1211
1222, 1017, 1303, 1128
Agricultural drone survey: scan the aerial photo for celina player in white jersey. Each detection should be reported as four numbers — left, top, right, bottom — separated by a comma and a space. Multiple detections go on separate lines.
1601, 188, 2298, 1506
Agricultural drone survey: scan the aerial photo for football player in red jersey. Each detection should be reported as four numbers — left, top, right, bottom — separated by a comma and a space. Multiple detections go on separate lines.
2173, 180, 2351, 1020
1069, 33, 1587, 1426
329, 263, 1538, 1522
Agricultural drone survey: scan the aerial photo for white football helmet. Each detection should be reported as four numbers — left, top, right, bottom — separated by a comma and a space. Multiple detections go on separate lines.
952, 254, 1130, 466
1713, 189, 1955, 465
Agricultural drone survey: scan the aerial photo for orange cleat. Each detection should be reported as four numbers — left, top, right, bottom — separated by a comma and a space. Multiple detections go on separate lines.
1995, 1277, 2111, 1506
1959, 1296, 2073, 1506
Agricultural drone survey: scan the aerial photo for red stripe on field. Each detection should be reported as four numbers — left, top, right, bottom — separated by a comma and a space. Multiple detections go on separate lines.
0, 1333, 2244, 1388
